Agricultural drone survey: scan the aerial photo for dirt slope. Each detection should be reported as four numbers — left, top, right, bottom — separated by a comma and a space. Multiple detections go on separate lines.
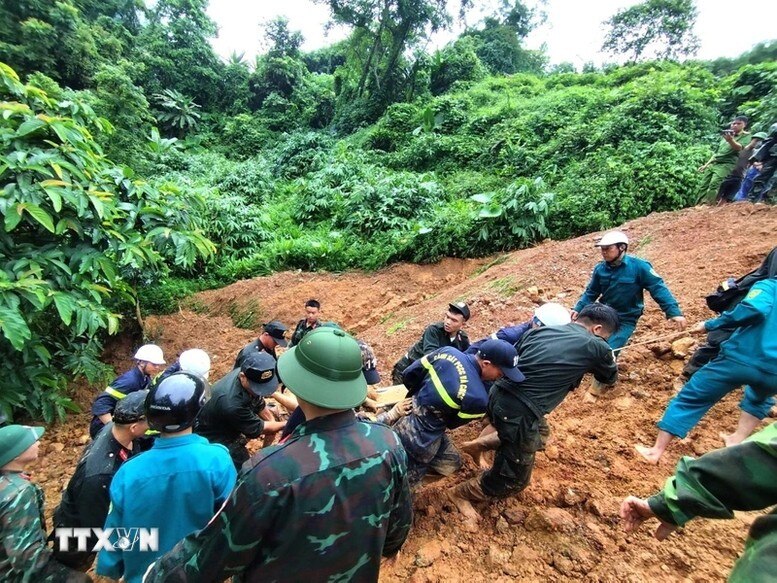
32, 203, 777, 582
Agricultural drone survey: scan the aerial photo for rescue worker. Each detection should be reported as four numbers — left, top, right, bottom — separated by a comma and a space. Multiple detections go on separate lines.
622, 422, 777, 582
0, 424, 92, 582
90, 343, 166, 438
144, 327, 413, 582
636, 276, 777, 464
394, 339, 525, 486
466, 302, 571, 354
289, 299, 322, 346
447, 304, 619, 521
53, 391, 150, 571
391, 301, 471, 384
696, 115, 752, 205
97, 372, 236, 583
233, 321, 288, 368
195, 351, 286, 469
573, 230, 685, 395
747, 122, 777, 204
155, 348, 211, 385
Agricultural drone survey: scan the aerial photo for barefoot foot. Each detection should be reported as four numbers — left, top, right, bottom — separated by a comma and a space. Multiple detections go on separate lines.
719, 432, 744, 447
446, 490, 482, 522
634, 444, 661, 464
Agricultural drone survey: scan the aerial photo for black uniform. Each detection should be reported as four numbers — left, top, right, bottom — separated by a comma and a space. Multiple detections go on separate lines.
391, 323, 470, 384
289, 320, 320, 347
481, 323, 617, 498
233, 339, 275, 369
52, 423, 141, 569
748, 136, 777, 203
195, 369, 267, 469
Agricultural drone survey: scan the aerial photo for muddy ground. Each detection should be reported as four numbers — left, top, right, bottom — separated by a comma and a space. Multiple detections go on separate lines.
31, 203, 777, 582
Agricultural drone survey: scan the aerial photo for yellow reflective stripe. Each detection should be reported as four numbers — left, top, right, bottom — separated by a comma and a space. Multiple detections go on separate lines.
457, 411, 485, 419
105, 387, 127, 400
144, 429, 160, 436
420, 356, 460, 410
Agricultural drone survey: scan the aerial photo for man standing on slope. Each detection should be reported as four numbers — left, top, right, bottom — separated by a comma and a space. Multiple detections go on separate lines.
696, 115, 752, 205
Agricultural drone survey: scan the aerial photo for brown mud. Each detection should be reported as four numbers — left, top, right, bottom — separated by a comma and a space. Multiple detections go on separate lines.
30, 203, 777, 582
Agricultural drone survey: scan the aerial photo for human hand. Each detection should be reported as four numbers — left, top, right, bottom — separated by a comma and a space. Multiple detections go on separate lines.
697, 164, 708, 172
669, 316, 687, 330
394, 398, 413, 417
620, 496, 678, 540
570, 310, 579, 321
690, 321, 707, 334
259, 406, 276, 422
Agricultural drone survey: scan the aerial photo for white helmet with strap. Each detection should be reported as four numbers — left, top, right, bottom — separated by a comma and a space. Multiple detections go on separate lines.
179, 348, 211, 379
534, 303, 572, 326
595, 230, 629, 247
133, 344, 166, 365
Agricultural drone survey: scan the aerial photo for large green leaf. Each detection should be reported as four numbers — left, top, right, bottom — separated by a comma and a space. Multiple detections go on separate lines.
0, 303, 31, 350
23, 203, 56, 233
52, 292, 77, 326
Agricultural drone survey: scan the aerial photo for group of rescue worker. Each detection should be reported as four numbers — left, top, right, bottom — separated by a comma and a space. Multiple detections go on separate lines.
1, 233, 776, 582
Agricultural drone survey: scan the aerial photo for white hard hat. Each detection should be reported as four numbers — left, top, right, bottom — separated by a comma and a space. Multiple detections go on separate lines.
179, 348, 211, 380
133, 344, 165, 365
534, 303, 571, 326
595, 230, 629, 247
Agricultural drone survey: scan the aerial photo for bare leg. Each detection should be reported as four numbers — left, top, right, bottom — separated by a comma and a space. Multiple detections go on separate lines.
635, 430, 674, 464
446, 477, 487, 522
720, 411, 761, 446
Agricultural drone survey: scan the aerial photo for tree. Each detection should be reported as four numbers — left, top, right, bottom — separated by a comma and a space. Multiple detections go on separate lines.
602, 0, 700, 62
153, 88, 202, 137
0, 62, 214, 421
261, 16, 304, 59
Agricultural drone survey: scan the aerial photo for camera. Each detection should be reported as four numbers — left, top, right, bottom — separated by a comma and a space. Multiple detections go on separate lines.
722, 129, 734, 136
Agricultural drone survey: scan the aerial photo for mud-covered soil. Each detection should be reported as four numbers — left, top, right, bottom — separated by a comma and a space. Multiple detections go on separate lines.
31, 203, 777, 582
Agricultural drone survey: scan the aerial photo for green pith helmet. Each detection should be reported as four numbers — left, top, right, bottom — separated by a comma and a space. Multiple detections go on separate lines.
277, 327, 367, 410
0, 425, 44, 468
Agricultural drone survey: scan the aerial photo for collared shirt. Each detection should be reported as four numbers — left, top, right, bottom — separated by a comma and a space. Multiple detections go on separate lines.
195, 368, 266, 446
289, 319, 320, 347
403, 347, 489, 429
233, 338, 275, 369
96, 434, 236, 583
574, 255, 682, 324
497, 323, 618, 415
144, 410, 412, 583
0, 471, 88, 582
406, 322, 470, 362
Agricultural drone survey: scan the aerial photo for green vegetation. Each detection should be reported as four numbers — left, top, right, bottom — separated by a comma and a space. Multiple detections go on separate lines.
1, 0, 775, 420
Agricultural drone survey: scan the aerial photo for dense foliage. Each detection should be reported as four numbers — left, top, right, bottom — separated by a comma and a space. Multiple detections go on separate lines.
1, 0, 775, 420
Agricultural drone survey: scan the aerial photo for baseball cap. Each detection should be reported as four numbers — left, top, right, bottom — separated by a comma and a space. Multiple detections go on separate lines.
113, 390, 149, 424
477, 339, 525, 382
263, 320, 288, 347
357, 340, 381, 385
277, 327, 367, 409
0, 425, 44, 468
241, 351, 279, 396
448, 301, 471, 321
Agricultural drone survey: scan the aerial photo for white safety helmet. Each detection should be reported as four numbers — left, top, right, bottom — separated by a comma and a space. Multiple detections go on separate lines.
534, 303, 571, 326
179, 348, 211, 380
595, 230, 629, 247
133, 344, 166, 365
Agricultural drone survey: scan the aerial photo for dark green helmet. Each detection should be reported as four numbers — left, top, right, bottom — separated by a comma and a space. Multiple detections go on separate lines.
277, 327, 367, 409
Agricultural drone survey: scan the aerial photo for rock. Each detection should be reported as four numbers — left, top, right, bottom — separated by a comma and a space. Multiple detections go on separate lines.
50, 443, 65, 453
511, 545, 541, 563
526, 286, 542, 302
562, 487, 586, 507
495, 516, 510, 534
524, 507, 576, 532
629, 389, 649, 399
414, 541, 443, 568
668, 360, 686, 375
671, 337, 696, 358
487, 544, 511, 569
543, 444, 560, 460
78, 435, 90, 445
613, 396, 633, 411
503, 506, 526, 525
425, 505, 436, 518
553, 554, 576, 576
650, 344, 672, 358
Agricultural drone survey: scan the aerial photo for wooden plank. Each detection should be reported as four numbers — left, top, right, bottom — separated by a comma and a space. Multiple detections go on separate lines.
375, 384, 408, 406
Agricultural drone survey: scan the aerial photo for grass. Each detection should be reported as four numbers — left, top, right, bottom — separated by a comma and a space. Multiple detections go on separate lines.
228, 299, 262, 330
387, 318, 412, 335
470, 253, 511, 277
488, 276, 520, 297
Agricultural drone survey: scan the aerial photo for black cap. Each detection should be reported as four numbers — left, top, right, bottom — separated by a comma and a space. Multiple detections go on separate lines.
241, 351, 279, 396
357, 340, 381, 385
477, 339, 525, 382
448, 301, 471, 321
113, 390, 149, 424
263, 320, 288, 347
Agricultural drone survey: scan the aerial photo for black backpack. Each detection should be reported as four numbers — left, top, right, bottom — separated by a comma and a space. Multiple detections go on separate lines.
706, 247, 777, 313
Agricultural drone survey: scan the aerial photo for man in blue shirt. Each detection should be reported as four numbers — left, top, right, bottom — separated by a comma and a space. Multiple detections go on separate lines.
636, 277, 777, 464
89, 344, 166, 438
96, 372, 236, 583
393, 339, 524, 487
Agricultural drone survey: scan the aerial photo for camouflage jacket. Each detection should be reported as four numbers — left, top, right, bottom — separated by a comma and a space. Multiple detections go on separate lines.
0, 471, 90, 582
145, 410, 412, 582
648, 423, 777, 582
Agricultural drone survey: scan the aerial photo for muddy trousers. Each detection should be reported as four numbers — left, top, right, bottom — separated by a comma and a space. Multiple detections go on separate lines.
682, 327, 734, 379
393, 410, 461, 487
658, 357, 777, 439
480, 388, 541, 498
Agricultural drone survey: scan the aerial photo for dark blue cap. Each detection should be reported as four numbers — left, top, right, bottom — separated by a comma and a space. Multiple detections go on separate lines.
477, 339, 525, 382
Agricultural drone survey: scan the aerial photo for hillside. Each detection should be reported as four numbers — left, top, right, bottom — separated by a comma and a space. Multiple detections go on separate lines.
34, 203, 777, 582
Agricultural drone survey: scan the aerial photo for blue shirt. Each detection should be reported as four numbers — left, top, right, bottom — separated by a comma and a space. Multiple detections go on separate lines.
466, 321, 533, 354
705, 278, 777, 375
90, 366, 150, 437
402, 347, 489, 430
574, 255, 682, 324
96, 433, 236, 583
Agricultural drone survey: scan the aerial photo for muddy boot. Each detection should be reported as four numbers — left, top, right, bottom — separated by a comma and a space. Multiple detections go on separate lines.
447, 477, 488, 522
537, 417, 550, 451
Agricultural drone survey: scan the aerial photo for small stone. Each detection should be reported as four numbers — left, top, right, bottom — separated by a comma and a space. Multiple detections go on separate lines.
629, 389, 649, 399
414, 541, 443, 568
487, 544, 511, 569
613, 396, 633, 411
650, 344, 672, 358
562, 488, 586, 507
503, 507, 526, 525
495, 516, 510, 534
425, 505, 436, 518
543, 444, 559, 460
671, 337, 696, 358
511, 545, 541, 563
50, 443, 65, 453
668, 360, 686, 375
524, 507, 576, 532
553, 555, 576, 576
78, 435, 90, 445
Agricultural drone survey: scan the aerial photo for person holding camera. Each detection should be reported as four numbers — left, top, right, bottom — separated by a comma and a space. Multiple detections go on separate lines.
696, 115, 752, 205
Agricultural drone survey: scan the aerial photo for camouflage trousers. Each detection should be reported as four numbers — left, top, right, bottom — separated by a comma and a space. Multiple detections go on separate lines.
393, 406, 462, 487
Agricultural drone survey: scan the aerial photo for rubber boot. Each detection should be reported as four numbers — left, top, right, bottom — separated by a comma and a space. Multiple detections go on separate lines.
588, 378, 609, 396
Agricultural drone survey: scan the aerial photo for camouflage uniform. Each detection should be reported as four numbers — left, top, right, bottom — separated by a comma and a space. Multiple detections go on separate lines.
0, 470, 91, 582
145, 409, 412, 582
647, 422, 777, 582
